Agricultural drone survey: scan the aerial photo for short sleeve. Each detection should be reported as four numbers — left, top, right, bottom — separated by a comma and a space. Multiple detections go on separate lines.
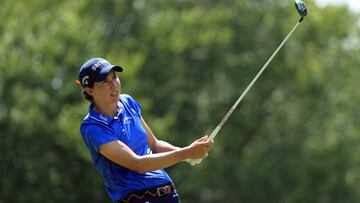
81, 124, 117, 152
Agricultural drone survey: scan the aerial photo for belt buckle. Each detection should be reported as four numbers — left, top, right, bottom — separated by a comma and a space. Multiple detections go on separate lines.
156, 185, 171, 197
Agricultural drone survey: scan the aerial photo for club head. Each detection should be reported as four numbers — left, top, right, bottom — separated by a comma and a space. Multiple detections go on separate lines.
295, 0, 308, 18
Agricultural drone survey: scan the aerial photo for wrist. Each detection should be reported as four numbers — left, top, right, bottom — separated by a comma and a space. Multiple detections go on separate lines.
178, 146, 191, 160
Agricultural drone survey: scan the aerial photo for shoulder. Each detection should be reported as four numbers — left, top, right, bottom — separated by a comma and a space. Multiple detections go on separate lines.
80, 120, 118, 152
80, 120, 109, 136
120, 94, 135, 102
120, 94, 142, 115
80, 113, 112, 136
120, 94, 140, 106
81, 113, 109, 126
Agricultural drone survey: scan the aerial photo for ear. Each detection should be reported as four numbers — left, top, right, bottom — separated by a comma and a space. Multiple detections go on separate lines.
84, 87, 94, 96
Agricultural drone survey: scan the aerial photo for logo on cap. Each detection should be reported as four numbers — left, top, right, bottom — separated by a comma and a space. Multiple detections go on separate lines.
81, 75, 90, 86
91, 60, 107, 71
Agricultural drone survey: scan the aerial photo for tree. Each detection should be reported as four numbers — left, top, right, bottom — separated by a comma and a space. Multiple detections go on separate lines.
1, 0, 359, 202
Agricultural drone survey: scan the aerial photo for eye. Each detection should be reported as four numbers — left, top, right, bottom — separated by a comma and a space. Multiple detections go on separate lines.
99, 80, 107, 85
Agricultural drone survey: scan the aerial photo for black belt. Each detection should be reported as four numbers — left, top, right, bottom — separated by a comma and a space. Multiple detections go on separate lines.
117, 183, 175, 203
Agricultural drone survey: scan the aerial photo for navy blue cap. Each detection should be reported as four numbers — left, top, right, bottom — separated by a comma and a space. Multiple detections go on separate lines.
78, 58, 123, 87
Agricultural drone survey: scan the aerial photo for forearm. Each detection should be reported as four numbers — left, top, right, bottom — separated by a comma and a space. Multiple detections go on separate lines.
101, 140, 190, 174
137, 137, 213, 172
134, 147, 189, 173
100, 137, 212, 174
152, 140, 180, 153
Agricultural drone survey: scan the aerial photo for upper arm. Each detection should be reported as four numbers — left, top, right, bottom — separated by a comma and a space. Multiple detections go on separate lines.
141, 117, 158, 151
141, 117, 180, 153
99, 140, 142, 171
82, 124, 118, 153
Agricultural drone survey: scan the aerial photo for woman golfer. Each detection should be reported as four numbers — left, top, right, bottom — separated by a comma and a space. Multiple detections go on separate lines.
77, 57, 214, 203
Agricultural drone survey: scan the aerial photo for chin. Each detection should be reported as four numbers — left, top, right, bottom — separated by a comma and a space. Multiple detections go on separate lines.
112, 94, 120, 101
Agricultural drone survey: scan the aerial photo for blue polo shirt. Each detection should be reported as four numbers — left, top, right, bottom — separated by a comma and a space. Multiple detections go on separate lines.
80, 94, 172, 201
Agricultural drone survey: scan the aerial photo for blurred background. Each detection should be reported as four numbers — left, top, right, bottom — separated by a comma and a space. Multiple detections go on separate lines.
1, 0, 359, 202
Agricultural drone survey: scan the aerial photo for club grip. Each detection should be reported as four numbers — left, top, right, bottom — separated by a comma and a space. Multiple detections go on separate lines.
186, 126, 221, 166
186, 158, 202, 166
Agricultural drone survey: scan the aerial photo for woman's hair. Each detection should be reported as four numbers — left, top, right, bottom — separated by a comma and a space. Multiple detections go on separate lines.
83, 90, 94, 103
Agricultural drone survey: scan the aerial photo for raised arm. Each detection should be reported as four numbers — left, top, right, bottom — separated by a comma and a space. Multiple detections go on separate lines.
99, 136, 212, 173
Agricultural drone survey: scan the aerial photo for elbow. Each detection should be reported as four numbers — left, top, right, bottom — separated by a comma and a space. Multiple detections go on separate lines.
134, 167, 147, 174
130, 157, 150, 174
133, 165, 151, 174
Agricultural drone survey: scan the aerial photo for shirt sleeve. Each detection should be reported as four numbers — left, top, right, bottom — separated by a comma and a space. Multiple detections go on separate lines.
81, 124, 117, 153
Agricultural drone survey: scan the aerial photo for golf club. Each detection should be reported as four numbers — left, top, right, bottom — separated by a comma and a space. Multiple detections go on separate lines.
189, 0, 308, 166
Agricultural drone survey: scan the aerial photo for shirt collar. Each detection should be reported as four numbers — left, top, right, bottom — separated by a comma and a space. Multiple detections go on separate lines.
88, 101, 123, 125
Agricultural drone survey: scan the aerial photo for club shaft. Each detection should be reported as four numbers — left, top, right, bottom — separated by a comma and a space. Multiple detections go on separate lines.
188, 20, 302, 166
209, 21, 301, 141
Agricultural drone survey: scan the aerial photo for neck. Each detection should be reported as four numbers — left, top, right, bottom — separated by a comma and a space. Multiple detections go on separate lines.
94, 102, 117, 117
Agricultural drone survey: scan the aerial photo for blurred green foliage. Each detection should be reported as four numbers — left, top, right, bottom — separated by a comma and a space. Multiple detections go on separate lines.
1, 0, 359, 202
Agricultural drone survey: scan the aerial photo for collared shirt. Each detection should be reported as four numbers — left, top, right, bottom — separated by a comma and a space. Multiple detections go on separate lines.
80, 94, 172, 201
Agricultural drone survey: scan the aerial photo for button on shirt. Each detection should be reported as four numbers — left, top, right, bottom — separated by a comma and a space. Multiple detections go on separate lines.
80, 94, 172, 201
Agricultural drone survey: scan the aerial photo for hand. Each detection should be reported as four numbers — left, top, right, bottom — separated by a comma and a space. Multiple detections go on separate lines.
185, 135, 214, 160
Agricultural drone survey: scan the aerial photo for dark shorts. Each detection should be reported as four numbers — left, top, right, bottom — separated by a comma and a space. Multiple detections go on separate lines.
116, 183, 181, 203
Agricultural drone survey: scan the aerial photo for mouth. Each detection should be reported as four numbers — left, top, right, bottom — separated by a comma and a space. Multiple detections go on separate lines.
111, 91, 119, 97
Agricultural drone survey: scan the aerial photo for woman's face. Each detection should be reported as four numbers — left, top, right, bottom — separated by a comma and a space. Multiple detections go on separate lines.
90, 70, 121, 105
